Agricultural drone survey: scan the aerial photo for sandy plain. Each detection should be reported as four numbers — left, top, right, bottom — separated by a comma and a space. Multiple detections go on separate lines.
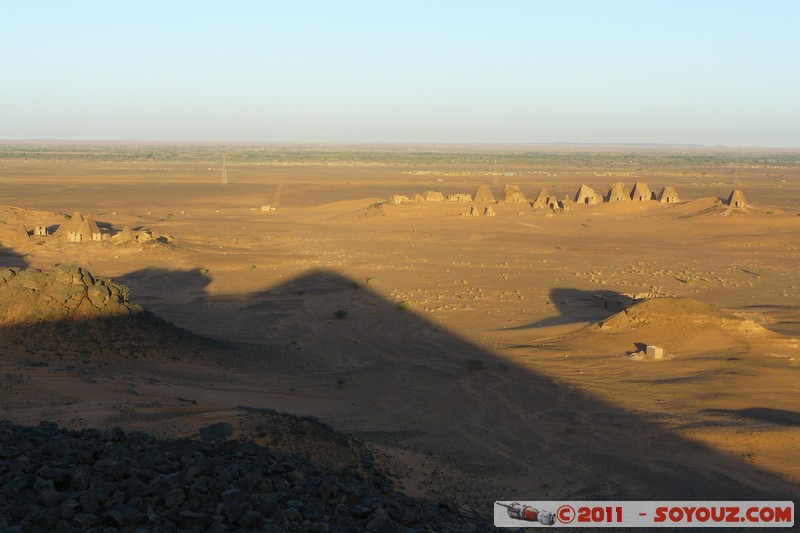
1, 144, 799, 510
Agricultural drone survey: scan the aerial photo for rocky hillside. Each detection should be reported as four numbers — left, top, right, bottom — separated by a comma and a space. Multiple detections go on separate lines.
0, 265, 226, 361
0, 265, 140, 324
0, 421, 490, 532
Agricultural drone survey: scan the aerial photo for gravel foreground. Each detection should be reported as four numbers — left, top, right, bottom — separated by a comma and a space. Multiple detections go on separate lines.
0, 421, 492, 532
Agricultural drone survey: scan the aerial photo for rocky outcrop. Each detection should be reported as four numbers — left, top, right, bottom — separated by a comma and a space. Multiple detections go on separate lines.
0, 265, 222, 361
0, 421, 489, 532
0, 265, 141, 325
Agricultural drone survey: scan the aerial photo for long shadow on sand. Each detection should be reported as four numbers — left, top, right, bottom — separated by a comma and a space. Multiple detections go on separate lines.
503, 287, 630, 330
0, 244, 27, 268
107, 267, 799, 502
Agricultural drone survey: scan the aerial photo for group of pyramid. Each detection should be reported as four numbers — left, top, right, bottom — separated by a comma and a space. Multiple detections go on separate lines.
566, 182, 682, 206
390, 183, 748, 212
27, 212, 146, 243
471, 182, 682, 210
57, 212, 104, 242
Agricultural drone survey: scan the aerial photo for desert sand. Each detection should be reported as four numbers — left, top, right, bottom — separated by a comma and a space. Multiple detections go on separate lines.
1, 144, 799, 512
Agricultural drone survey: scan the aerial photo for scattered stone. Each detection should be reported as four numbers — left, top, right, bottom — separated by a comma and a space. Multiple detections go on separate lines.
0, 421, 493, 530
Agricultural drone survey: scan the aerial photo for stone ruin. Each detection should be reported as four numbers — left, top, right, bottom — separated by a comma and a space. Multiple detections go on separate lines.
111, 226, 135, 242
532, 188, 550, 209
56, 212, 104, 242
657, 186, 681, 204
606, 182, 631, 202
574, 184, 599, 205
424, 191, 445, 201
0, 223, 30, 243
727, 189, 747, 208
389, 195, 410, 205
473, 184, 496, 203
647, 345, 665, 359
630, 182, 654, 202
499, 185, 527, 204
447, 193, 472, 202
385, 182, 690, 216
30, 211, 168, 245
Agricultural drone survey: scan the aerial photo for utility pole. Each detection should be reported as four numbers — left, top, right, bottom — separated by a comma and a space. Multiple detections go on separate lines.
221, 154, 228, 186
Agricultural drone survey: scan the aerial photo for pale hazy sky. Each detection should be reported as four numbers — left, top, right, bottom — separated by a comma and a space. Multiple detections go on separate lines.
1, 0, 798, 146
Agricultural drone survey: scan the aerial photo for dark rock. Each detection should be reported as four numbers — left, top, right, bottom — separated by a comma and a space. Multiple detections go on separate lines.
286, 499, 304, 509
236, 510, 264, 529
178, 510, 208, 529
283, 507, 302, 522
350, 505, 372, 518
220, 501, 245, 523
365, 511, 399, 533
110, 503, 143, 526
60, 499, 79, 520
199, 422, 233, 443
93, 458, 127, 481
0, 421, 492, 531
38, 488, 64, 508
103, 508, 125, 527
163, 488, 186, 508
220, 487, 244, 503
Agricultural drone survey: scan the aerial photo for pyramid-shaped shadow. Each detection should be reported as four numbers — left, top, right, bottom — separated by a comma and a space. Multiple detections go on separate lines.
0, 243, 28, 269
115, 267, 797, 501
502, 287, 627, 331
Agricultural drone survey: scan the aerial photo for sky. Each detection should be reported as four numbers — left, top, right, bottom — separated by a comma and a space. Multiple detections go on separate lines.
1, 0, 798, 146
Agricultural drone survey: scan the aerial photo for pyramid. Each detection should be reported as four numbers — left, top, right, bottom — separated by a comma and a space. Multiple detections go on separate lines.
574, 184, 599, 204
727, 189, 746, 207
59, 211, 86, 242
389, 195, 410, 205
62, 211, 85, 232
57, 212, 103, 242
500, 185, 527, 204
82, 216, 102, 241
630, 182, 654, 201
424, 191, 444, 202
447, 193, 472, 202
473, 184, 496, 203
411, 193, 425, 203
0, 223, 30, 243
468, 205, 481, 216
483, 206, 496, 216
112, 226, 135, 242
606, 183, 630, 202
532, 188, 550, 208
657, 186, 681, 204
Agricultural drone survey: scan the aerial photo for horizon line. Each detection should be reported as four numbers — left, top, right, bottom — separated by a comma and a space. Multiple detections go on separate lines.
2, 139, 800, 151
